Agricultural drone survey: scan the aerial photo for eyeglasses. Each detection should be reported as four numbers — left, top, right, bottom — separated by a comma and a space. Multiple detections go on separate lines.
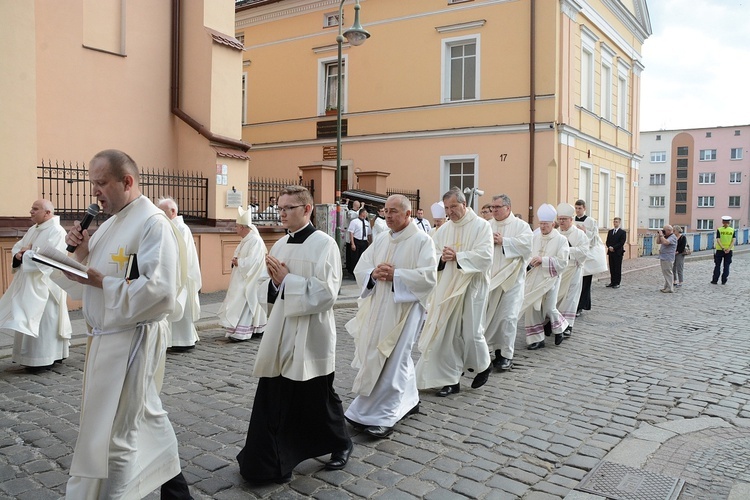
278, 205, 304, 213
490, 205, 507, 210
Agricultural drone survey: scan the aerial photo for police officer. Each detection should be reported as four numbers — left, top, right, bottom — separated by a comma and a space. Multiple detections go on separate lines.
711, 215, 737, 285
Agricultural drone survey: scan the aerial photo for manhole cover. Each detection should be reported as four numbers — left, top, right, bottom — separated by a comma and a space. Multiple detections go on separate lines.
576, 461, 684, 500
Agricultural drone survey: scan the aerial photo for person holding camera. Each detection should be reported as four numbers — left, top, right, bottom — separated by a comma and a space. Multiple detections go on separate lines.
655, 224, 678, 293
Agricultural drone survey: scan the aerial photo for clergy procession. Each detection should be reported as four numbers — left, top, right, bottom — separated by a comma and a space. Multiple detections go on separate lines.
4, 151, 620, 496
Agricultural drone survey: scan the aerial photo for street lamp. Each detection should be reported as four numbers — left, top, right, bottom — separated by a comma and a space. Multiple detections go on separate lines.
335, 0, 370, 246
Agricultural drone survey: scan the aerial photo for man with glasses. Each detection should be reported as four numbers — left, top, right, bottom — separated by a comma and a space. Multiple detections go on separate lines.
521, 204, 569, 350
482, 194, 532, 372
416, 187, 493, 397
237, 185, 352, 483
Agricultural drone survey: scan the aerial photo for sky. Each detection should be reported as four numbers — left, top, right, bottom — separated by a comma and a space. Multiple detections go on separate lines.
639, 0, 750, 131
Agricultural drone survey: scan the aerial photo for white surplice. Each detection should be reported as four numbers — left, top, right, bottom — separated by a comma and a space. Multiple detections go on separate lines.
217, 227, 267, 340
521, 228, 569, 344
557, 226, 588, 326
0, 216, 71, 366
482, 213, 533, 360
371, 216, 388, 241
169, 216, 202, 347
253, 226, 342, 381
345, 222, 437, 427
416, 208, 493, 389
577, 215, 608, 275
60, 196, 182, 499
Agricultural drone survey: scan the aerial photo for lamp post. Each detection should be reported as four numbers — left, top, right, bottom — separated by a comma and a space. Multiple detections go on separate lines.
335, 0, 369, 246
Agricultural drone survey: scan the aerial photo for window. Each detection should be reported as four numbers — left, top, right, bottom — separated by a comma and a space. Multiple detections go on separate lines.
236, 34, 245, 46
728, 219, 739, 229
698, 173, 716, 184
735, 130, 741, 136
600, 46, 614, 121
700, 149, 717, 161
581, 30, 596, 112
730, 172, 742, 184
617, 61, 629, 129
442, 155, 479, 210
676, 170, 688, 179
706, 132, 712, 138
442, 36, 479, 102
676, 158, 688, 168
650, 174, 665, 185
323, 12, 340, 28
697, 196, 715, 207
675, 192, 687, 202
676, 181, 687, 190
675, 205, 686, 214
599, 170, 610, 225
319, 57, 347, 114
731, 148, 743, 160
656, 135, 662, 141
579, 163, 593, 207
649, 196, 665, 207
697, 219, 714, 230
615, 175, 625, 223
729, 196, 741, 207
650, 151, 666, 163
241, 72, 247, 124
649, 218, 665, 230
677, 146, 689, 156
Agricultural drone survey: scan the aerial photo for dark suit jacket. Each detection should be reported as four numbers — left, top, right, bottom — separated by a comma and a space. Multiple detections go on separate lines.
606, 228, 626, 255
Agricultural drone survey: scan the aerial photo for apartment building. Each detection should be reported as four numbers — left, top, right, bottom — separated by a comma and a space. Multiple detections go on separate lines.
639, 126, 750, 232
236, 0, 651, 255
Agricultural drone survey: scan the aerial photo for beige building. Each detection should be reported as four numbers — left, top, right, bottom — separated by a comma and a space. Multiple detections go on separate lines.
237, 0, 651, 255
1, 0, 253, 293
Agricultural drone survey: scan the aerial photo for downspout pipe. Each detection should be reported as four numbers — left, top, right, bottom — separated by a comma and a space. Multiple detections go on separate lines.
170, 0, 251, 152
527, 0, 536, 224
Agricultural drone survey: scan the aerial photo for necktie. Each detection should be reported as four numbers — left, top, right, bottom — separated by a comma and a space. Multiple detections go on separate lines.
362, 219, 367, 240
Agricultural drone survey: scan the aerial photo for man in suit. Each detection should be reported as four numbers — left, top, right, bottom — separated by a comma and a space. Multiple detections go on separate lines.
605, 217, 626, 288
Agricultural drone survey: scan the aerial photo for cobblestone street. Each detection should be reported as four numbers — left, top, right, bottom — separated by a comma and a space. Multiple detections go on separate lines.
2, 253, 750, 499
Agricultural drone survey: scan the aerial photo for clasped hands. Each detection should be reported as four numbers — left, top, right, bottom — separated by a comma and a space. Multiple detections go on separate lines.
265, 254, 289, 287
528, 256, 543, 268
441, 246, 457, 262
372, 263, 395, 282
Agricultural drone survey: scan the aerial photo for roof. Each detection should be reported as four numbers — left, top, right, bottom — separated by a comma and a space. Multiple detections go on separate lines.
205, 27, 244, 51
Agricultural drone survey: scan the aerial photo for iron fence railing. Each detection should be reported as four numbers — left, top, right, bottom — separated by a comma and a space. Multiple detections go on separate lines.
386, 188, 420, 211
248, 177, 314, 225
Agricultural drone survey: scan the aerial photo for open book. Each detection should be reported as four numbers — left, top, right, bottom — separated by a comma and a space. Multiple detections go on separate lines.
31, 246, 88, 279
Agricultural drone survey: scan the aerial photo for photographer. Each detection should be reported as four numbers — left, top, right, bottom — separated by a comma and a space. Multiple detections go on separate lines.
655, 225, 678, 293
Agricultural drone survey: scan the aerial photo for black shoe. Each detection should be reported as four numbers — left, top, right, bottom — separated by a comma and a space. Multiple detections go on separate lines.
169, 345, 195, 352
527, 340, 545, 350
345, 416, 366, 431
605, 283, 613, 287
563, 326, 572, 338
274, 472, 292, 484
25, 364, 54, 373
471, 365, 492, 389
492, 349, 503, 368
554, 333, 564, 346
575, 310, 582, 317
711, 281, 718, 284
498, 357, 513, 371
611, 284, 620, 289
404, 403, 420, 418
325, 441, 353, 470
252, 332, 264, 340
436, 384, 460, 397
543, 321, 552, 337
721, 281, 727, 285
364, 426, 394, 439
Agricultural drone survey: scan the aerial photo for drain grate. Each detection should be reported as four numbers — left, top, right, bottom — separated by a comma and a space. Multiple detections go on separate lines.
576, 461, 684, 500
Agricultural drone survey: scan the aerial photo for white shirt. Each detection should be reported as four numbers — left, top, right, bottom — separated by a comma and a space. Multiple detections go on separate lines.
348, 217, 370, 241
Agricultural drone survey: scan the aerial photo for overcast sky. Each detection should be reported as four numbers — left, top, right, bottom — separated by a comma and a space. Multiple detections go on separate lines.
639, 0, 750, 132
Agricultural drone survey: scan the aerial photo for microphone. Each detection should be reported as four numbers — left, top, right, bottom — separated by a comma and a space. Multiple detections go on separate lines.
66, 203, 100, 252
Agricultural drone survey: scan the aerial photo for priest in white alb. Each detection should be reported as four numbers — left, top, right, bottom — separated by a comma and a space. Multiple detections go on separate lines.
345, 195, 437, 438
416, 187, 493, 397
60, 149, 191, 499
371, 206, 388, 241
521, 203, 569, 350
555, 203, 588, 340
482, 194, 533, 372
159, 197, 202, 351
0, 199, 71, 371
217, 205, 267, 341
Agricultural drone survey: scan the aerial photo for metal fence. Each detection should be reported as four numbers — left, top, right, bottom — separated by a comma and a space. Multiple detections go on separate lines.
37, 159, 209, 223
386, 188, 420, 211
248, 177, 314, 226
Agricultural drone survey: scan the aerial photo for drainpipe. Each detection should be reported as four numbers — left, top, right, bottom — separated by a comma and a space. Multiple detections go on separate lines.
527, 0, 536, 224
170, 0, 250, 152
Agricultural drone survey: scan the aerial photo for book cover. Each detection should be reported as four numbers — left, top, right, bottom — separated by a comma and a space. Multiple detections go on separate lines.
31, 246, 89, 279
125, 254, 139, 281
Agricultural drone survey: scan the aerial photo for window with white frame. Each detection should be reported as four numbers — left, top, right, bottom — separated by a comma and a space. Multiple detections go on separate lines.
241, 72, 248, 124
617, 61, 629, 129
696, 219, 713, 230
698, 172, 716, 184
731, 148, 743, 160
323, 11, 340, 28
730, 172, 742, 184
649, 196, 665, 207
580, 28, 596, 112
319, 56, 347, 114
729, 219, 739, 229
729, 196, 741, 207
649, 173, 665, 185
648, 218, 665, 229
235, 34, 245, 46
442, 35, 479, 102
650, 151, 666, 163
699, 149, 717, 161
600, 45, 614, 121
599, 170, 610, 225
579, 162, 593, 207
615, 174, 625, 222
442, 155, 479, 210
697, 196, 715, 207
